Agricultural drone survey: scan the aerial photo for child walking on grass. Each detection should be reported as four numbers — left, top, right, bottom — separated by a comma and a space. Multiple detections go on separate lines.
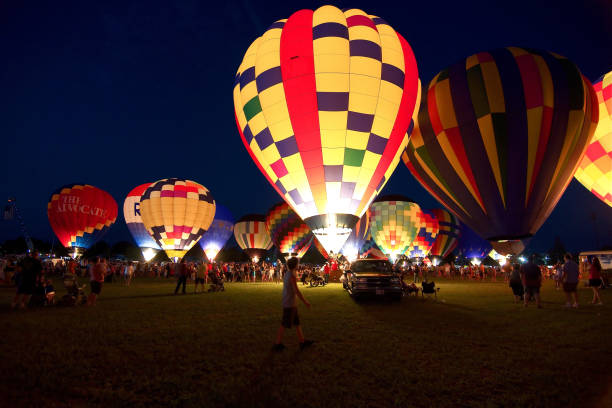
273, 257, 314, 351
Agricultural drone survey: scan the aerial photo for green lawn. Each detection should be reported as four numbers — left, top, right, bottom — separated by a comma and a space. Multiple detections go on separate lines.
1, 278, 611, 407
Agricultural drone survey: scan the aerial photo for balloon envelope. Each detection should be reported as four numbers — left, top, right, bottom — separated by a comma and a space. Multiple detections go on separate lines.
139, 178, 215, 260
405, 208, 439, 258
265, 202, 314, 259
369, 195, 421, 261
574, 70, 612, 207
47, 183, 118, 252
340, 211, 370, 261
233, 5, 420, 255
198, 204, 234, 261
123, 183, 161, 259
234, 214, 273, 261
360, 235, 386, 259
429, 208, 460, 258
402, 48, 598, 249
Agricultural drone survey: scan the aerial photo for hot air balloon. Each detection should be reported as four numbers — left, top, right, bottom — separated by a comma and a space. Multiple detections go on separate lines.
488, 249, 509, 266
402, 48, 599, 256
139, 178, 215, 261
574, 70, 611, 207
234, 214, 273, 262
340, 211, 370, 261
265, 202, 314, 259
369, 195, 422, 262
456, 224, 492, 262
123, 183, 161, 261
198, 204, 234, 262
405, 208, 439, 259
360, 235, 386, 259
47, 184, 118, 257
313, 236, 330, 260
429, 208, 460, 259
233, 5, 420, 255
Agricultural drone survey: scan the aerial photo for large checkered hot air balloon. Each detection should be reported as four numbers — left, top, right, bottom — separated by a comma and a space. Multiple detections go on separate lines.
265, 202, 314, 259
47, 183, 118, 257
234, 214, 273, 262
233, 5, 420, 256
574, 70, 612, 207
139, 179, 215, 261
198, 204, 234, 262
405, 208, 439, 259
340, 211, 370, 261
123, 183, 161, 261
369, 195, 421, 262
402, 48, 599, 256
429, 208, 460, 259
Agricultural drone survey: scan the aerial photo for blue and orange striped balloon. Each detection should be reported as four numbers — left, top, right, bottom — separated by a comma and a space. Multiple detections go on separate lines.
402, 48, 599, 255
233, 5, 420, 255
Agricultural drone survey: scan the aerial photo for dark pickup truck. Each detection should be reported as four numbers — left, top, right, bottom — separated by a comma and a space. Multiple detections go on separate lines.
344, 259, 402, 301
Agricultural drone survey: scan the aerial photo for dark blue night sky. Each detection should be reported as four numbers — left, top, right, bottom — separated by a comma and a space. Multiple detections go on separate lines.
1, 0, 611, 252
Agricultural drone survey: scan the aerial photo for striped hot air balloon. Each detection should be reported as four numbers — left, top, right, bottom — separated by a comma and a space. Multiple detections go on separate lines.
234, 214, 273, 261
369, 195, 421, 262
574, 70, 612, 207
123, 183, 161, 261
340, 210, 370, 261
265, 202, 314, 259
139, 179, 215, 261
405, 208, 439, 259
47, 184, 118, 257
402, 48, 599, 255
233, 5, 420, 255
429, 208, 460, 259
198, 204, 234, 262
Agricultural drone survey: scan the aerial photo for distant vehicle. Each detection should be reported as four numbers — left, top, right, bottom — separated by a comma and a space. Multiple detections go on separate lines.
344, 259, 402, 301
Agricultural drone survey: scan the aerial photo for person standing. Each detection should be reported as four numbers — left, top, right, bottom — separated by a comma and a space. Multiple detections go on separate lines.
195, 261, 207, 293
561, 253, 580, 308
87, 257, 107, 306
174, 259, 188, 295
508, 263, 524, 303
11, 251, 42, 309
588, 257, 603, 305
273, 257, 313, 351
520, 255, 542, 308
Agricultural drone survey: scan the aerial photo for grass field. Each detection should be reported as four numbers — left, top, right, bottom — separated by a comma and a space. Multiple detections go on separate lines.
1, 277, 612, 407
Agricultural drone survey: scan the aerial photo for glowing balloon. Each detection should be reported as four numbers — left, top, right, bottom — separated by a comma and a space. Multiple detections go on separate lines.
405, 208, 439, 259
360, 235, 386, 259
47, 184, 118, 256
313, 236, 330, 260
574, 70, 612, 207
139, 179, 215, 260
265, 202, 314, 259
233, 5, 420, 255
429, 208, 460, 259
488, 249, 509, 266
234, 214, 273, 261
340, 211, 370, 261
123, 183, 161, 261
402, 48, 598, 255
198, 204, 234, 261
456, 224, 492, 260
369, 195, 421, 262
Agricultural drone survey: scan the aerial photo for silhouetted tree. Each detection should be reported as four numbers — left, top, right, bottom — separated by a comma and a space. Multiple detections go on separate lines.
548, 236, 567, 264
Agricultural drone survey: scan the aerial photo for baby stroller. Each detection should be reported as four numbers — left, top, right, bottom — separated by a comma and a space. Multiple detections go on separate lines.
60, 273, 87, 306
208, 273, 225, 292
421, 280, 440, 299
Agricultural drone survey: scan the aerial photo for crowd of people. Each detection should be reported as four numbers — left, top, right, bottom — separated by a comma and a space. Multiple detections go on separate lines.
0, 250, 606, 310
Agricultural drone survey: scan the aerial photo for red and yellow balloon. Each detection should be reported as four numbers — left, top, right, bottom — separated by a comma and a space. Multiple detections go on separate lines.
233, 5, 420, 255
